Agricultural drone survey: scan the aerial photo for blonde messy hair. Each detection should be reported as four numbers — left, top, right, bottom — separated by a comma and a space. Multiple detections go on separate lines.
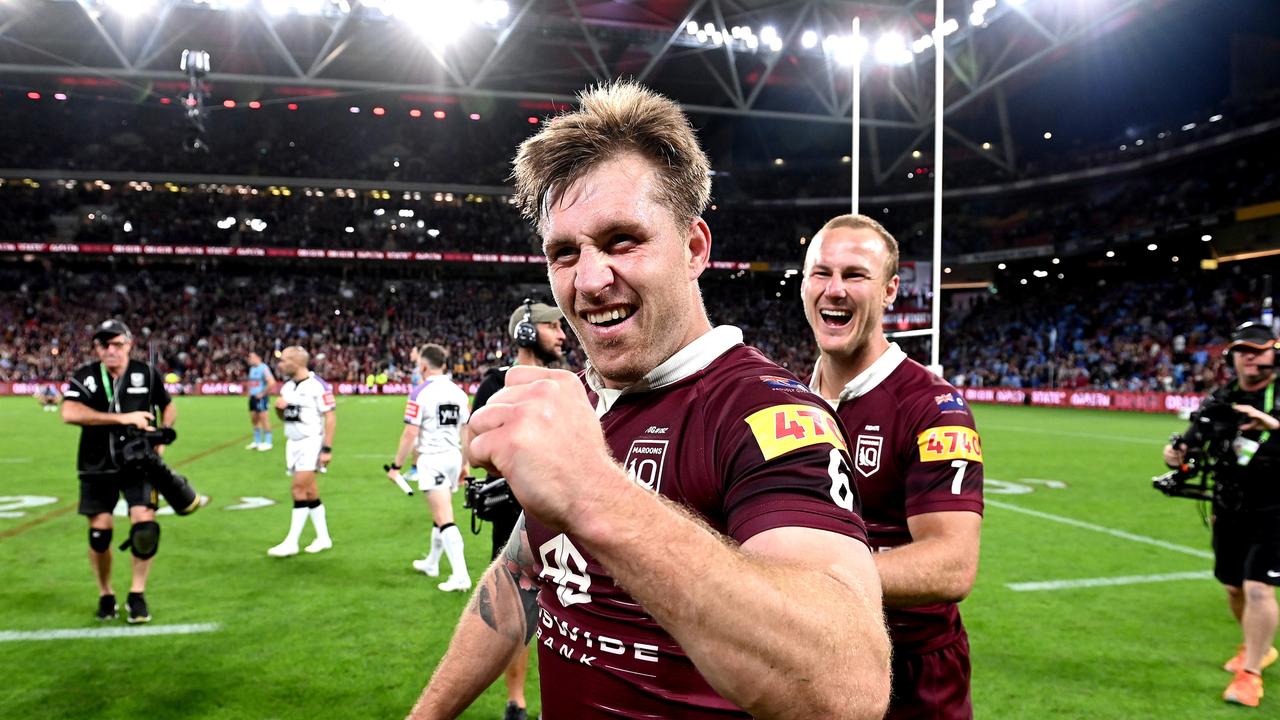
511, 80, 712, 232
813, 213, 900, 279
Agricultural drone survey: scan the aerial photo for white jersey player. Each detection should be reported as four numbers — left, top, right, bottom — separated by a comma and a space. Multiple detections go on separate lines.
386, 343, 471, 592
268, 346, 336, 558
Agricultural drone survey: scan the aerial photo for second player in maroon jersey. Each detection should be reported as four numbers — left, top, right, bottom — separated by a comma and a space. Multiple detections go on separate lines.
803, 214, 984, 720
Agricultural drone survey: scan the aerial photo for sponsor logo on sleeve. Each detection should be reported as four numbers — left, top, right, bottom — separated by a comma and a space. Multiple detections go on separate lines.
760, 375, 810, 392
322, 392, 336, 407
745, 404, 848, 461
855, 435, 883, 477
934, 392, 967, 412
917, 425, 983, 462
405, 401, 420, 420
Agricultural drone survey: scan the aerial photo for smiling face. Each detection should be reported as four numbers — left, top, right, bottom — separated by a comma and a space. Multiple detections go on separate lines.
801, 225, 899, 364
541, 152, 712, 388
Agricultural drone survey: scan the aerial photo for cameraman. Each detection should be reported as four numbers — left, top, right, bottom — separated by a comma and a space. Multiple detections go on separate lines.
1163, 321, 1280, 708
465, 299, 564, 720
61, 320, 175, 625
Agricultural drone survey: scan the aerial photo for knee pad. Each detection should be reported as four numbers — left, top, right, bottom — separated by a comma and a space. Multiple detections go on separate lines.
88, 527, 113, 553
126, 521, 161, 560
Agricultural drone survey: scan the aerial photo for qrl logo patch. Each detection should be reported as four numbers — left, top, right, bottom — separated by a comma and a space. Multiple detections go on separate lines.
130, 372, 145, 388
624, 439, 668, 492
855, 435, 883, 477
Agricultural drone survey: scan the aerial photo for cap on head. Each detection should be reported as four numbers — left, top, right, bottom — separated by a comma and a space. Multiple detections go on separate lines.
509, 302, 564, 340
93, 319, 132, 343
1228, 321, 1279, 352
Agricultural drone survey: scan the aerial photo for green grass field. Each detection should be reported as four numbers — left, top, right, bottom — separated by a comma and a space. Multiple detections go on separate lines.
0, 397, 1262, 718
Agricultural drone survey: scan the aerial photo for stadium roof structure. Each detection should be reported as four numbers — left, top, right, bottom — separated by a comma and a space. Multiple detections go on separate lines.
1, 0, 1163, 183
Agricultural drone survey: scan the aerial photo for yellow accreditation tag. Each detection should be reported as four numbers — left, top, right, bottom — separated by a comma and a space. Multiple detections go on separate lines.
916, 425, 984, 463
745, 404, 848, 461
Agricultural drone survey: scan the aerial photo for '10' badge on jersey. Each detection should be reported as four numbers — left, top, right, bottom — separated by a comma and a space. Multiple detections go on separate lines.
624, 439, 669, 492
745, 404, 848, 461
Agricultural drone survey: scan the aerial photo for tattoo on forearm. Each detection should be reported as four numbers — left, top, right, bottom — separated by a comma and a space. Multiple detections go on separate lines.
467, 517, 541, 644
476, 584, 498, 631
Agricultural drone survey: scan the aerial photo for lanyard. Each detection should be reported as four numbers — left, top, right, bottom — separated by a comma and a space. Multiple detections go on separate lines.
1261, 380, 1275, 446
99, 363, 115, 408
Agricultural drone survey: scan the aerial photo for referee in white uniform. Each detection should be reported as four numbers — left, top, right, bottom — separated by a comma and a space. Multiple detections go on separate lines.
268, 346, 336, 557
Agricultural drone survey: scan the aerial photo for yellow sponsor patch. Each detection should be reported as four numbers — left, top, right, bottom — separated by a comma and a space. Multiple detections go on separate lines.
745, 404, 848, 461
917, 425, 983, 462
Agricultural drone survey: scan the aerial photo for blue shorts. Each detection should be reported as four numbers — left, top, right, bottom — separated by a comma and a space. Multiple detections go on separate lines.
249, 395, 270, 413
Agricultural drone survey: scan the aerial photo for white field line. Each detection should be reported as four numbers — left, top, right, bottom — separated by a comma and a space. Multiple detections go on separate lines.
0, 623, 220, 642
1008, 570, 1213, 592
986, 499, 1213, 560
980, 424, 1164, 446
0, 457, 33, 463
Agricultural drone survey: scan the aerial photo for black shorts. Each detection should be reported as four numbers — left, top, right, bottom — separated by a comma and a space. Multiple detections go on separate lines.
79, 475, 158, 516
887, 633, 972, 720
1213, 511, 1280, 587
249, 396, 270, 413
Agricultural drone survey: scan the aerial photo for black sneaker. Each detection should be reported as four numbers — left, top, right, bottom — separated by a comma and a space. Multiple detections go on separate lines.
126, 592, 151, 624
96, 594, 117, 621
502, 701, 527, 720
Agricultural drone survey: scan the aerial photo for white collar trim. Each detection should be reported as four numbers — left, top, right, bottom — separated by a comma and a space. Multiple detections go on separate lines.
587, 325, 743, 416
809, 343, 907, 402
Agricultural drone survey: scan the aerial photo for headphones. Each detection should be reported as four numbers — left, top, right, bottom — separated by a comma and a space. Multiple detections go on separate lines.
514, 298, 538, 349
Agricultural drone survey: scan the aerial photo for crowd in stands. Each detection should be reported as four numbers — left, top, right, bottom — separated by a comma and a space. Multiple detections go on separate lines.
3, 258, 1274, 396
0, 120, 1274, 264
943, 266, 1276, 393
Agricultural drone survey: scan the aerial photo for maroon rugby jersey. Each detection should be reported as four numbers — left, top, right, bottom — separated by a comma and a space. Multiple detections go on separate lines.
810, 344, 984, 654
523, 326, 869, 719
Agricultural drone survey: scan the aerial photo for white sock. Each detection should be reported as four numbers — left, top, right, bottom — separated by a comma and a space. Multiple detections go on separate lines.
426, 525, 443, 565
284, 505, 309, 545
440, 524, 468, 580
309, 501, 330, 542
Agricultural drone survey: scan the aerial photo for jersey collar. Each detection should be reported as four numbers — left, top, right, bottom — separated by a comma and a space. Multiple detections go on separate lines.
587, 325, 744, 416
809, 342, 907, 402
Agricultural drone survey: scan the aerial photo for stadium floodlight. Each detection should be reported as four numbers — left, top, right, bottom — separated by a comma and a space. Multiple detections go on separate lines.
480, 0, 509, 23
695, 30, 708, 42
1201, 234, 1213, 242
760, 25, 778, 44
1181, 122, 1196, 131
292, 0, 325, 13
1146, 243, 1158, 251
800, 30, 818, 49
969, 11, 985, 26
1043, 131, 1052, 139
1209, 114, 1223, 122
873, 32, 911, 65
263, 0, 291, 16
942, 18, 960, 35
997, 262, 1007, 269
105, 0, 157, 16
1105, 250, 1115, 258
704, 22, 716, 34
745, 35, 759, 50
686, 21, 698, 35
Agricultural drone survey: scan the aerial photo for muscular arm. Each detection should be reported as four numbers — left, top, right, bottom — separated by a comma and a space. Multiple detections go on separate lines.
575, 476, 891, 720
322, 410, 336, 448
60, 400, 151, 428
874, 510, 982, 607
408, 517, 540, 720
259, 369, 276, 399
393, 424, 419, 469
